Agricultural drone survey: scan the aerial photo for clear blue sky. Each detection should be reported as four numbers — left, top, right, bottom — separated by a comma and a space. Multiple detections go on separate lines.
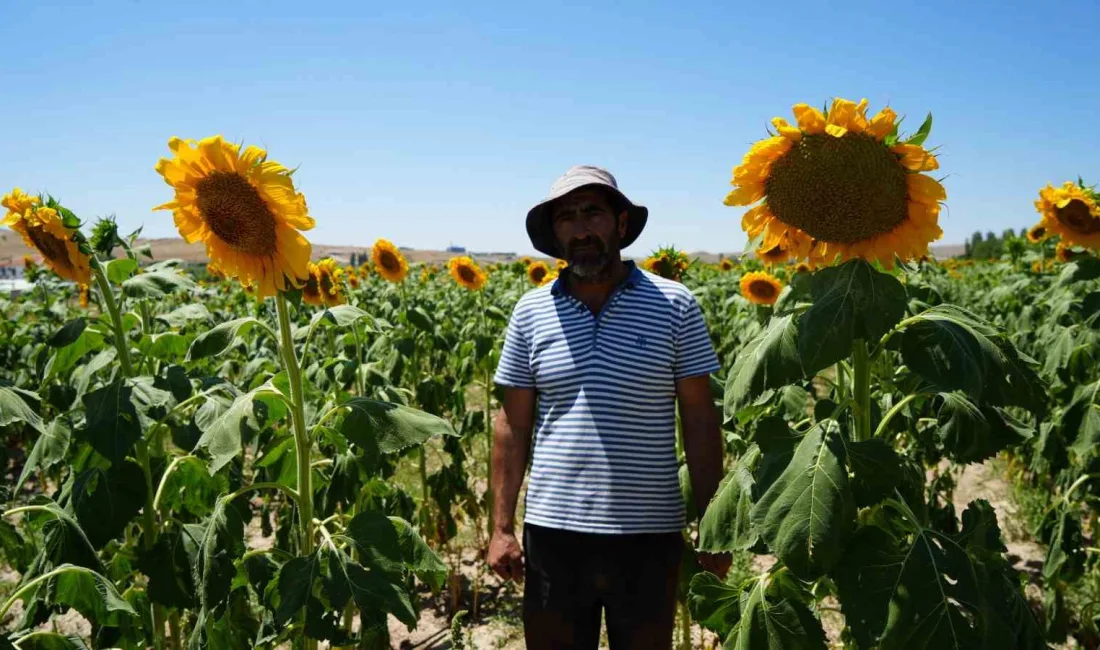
2, 0, 1098, 256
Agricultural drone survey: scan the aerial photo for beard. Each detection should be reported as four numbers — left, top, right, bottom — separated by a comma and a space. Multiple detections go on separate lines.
565, 235, 616, 283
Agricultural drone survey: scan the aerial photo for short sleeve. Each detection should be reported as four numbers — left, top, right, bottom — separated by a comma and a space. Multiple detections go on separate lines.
494, 307, 535, 388
673, 294, 721, 380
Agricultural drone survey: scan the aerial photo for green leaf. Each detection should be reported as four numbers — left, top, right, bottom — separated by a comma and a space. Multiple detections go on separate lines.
390, 517, 448, 590
1056, 257, 1100, 286
192, 497, 247, 620
48, 564, 137, 624
1042, 504, 1085, 583
158, 303, 214, 328
121, 269, 196, 299
322, 549, 417, 628
156, 456, 229, 519
934, 392, 1033, 463
24, 498, 104, 574
834, 519, 986, 649
310, 305, 377, 331
187, 317, 266, 361
406, 307, 433, 333
345, 510, 404, 576
699, 445, 760, 552
271, 554, 319, 627
903, 112, 933, 146
194, 386, 284, 475
104, 258, 138, 283
900, 305, 1044, 410
797, 259, 906, 374
71, 460, 146, 549
48, 318, 86, 348
70, 348, 116, 403
1060, 380, 1100, 457
79, 379, 142, 465
728, 573, 827, 649
146, 332, 189, 362
44, 328, 105, 381
724, 315, 803, 419
7, 632, 90, 650
844, 438, 903, 507
338, 397, 457, 458
0, 383, 45, 434
687, 572, 741, 638
138, 526, 197, 609
750, 423, 854, 580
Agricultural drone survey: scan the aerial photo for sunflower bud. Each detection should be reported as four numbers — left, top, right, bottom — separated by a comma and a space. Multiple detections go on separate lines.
90, 217, 121, 257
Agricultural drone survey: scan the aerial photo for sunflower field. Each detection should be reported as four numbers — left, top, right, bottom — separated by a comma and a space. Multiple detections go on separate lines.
2, 101, 1100, 650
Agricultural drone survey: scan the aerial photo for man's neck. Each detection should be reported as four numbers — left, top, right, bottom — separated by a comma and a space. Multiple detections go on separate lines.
567, 259, 627, 315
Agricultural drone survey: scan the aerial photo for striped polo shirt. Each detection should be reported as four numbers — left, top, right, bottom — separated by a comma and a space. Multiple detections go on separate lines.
494, 262, 720, 534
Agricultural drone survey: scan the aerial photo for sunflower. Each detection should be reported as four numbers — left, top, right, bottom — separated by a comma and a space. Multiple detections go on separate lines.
719, 258, 735, 271
78, 284, 90, 308
755, 241, 790, 266
519, 256, 533, 267
556, 259, 568, 271
301, 263, 324, 306
527, 261, 551, 286
794, 262, 812, 274
642, 247, 691, 281
22, 255, 36, 271
1035, 181, 1100, 252
2, 189, 92, 285
740, 271, 784, 306
1026, 223, 1049, 244
448, 256, 487, 291
1055, 242, 1073, 263
541, 270, 559, 287
725, 98, 944, 268
154, 136, 313, 297
347, 270, 360, 289
313, 258, 346, 306
371, 238, 408, 283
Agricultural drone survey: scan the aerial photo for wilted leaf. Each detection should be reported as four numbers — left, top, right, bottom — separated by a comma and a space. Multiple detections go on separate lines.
122, 269, 196, 299
338, 398, 457, 460
934, 392, 1033, 463
187, 317, 267, 361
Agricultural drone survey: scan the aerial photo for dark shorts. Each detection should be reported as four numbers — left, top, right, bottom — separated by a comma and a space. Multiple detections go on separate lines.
523, 523, 684, 650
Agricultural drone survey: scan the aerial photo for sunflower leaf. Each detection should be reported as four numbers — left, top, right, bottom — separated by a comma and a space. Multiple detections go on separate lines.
337, 397, 457, 463
723, 315, 803, 419
44, 564, 138, 624
750, 422, 854, 580
48, 318, 86, 348
121, 269, 196, 299
15, 419, 70, 494
699, 445, 760, 553
187, 317, 267, 361
797, 259, 906, 374
104, 258, 138, 284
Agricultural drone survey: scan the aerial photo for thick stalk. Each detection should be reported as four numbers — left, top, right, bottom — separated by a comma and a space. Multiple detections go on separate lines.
275, 294, 315, 650
92, 260, 165, 649
679, 601, 692, 650
352, 322, 366, 396
168, 611, 182, 650
852, 339, 872, 442
275, 295, 313, 556
835, 361, 846, 400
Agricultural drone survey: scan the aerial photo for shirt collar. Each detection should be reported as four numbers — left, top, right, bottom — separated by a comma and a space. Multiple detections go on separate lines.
551, 261, 640, 297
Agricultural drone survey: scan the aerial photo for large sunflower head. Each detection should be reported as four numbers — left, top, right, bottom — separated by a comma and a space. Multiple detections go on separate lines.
726, 98, 945, 268
1026, 223, 1049, 244
1035, 180, 1100, 252
448, 256, 487, 291
371, 238, 408, 283
154, 136, 314, 297
527, 260, 551, 286
740, 270, 784, 306
2, 189, 92, 285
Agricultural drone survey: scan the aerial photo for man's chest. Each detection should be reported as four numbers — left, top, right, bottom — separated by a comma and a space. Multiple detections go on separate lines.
527, 300, 678, 390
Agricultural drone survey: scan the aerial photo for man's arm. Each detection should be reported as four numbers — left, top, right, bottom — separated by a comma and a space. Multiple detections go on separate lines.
676, 375, 723, 516
488, 386, 536, 582
677, 374, 731, 577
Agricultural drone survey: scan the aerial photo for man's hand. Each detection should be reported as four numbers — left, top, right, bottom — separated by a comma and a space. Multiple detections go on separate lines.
488, 529, 524, 583
697, 551, 732, 579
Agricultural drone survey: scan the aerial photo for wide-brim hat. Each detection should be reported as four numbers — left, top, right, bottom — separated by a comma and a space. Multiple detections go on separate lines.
525, 165, 648, 258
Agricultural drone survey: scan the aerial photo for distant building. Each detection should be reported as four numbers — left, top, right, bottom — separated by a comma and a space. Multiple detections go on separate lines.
446, 245, 466, 253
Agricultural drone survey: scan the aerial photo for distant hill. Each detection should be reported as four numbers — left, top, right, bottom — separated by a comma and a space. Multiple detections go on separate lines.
0, 233, 968, 267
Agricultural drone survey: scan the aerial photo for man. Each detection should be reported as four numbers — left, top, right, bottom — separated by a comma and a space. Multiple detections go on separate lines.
488, 165, 729, 649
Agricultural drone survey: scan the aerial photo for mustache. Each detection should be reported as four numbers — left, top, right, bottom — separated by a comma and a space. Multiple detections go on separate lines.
566, 237, 607, 257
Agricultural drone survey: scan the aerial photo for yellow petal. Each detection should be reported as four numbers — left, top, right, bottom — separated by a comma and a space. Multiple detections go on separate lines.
825, 124, 848, 138
725, 183, 764, 207
771, 117, 802, 142
865, 107, 897, 140
907, 174, 946, 205
891, 144, 939, 171
792, 104, 826, 134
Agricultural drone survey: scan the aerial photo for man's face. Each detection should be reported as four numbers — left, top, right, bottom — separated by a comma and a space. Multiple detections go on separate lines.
550, 188, 628, 282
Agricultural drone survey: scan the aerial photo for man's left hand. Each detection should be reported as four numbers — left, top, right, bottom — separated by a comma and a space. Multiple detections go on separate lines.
697, 552, 732, 579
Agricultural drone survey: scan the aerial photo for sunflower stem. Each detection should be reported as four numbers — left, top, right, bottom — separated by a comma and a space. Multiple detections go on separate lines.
92, 258, 166, 650
852, 339, 872, 442
275, 294, 316, 650
480, 290, 495, 542
352, 321, 366, 397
